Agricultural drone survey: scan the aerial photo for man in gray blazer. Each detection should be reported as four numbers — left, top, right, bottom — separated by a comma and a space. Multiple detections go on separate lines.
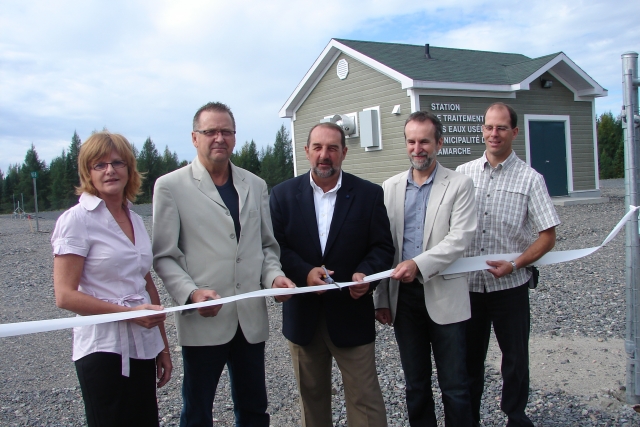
152, 102, 295, 427
374, 111, 476, 426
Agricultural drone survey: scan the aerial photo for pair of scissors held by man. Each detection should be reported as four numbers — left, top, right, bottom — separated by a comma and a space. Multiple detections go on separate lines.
321, 265, 339, 287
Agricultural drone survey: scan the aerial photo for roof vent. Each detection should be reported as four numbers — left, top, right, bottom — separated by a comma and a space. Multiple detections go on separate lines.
337, 59, 349, 80
425, 44, 432, 59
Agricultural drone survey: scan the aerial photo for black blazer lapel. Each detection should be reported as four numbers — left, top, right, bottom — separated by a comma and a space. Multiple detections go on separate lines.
295, 173, 323, 258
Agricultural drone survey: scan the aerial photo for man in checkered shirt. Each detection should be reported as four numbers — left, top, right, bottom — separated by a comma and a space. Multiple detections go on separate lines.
456, 102, 560, 427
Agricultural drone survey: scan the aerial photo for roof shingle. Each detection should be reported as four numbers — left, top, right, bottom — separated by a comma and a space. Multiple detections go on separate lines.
335, 39, 561, 85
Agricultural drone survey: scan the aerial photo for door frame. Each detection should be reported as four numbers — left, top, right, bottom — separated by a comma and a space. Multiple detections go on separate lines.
524, 114, 573, 194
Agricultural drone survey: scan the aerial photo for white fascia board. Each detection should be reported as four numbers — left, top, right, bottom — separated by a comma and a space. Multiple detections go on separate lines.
520, 53, 607, 98
413, 88, 516, 99
407, 89, 420, 112
546, 69, 608, 102
279, 39, 412, 118
290, 119, 298, 177
555, 53, 607, 96
519, 54, 564, 90
279, 44, 341, 118
410, 80, 518, 92
591, 99, 600, 189
576, 87, 609, 97
547, 69, 587, 102
333, 41, 413, 87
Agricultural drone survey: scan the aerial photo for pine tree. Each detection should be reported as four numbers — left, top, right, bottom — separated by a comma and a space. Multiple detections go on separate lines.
232, 140, 261, 175
65, 131, 82, 203
273, 124, 294, 182
259, 146, 277, 190
137, 137, 161, 203
18, 144, 49, 211
597, 112, 624, 179
0, 169, 4, 212
2, 164, 21, 212
49, 150, 68, 209
160, 145, 180, 177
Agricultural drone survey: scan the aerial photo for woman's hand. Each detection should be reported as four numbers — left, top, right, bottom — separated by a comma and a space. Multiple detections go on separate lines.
129, 304, 166, 329
155, 351, 173, 388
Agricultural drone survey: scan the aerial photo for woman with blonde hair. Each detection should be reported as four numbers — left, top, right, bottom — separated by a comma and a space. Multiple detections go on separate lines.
51, 131, 172, 427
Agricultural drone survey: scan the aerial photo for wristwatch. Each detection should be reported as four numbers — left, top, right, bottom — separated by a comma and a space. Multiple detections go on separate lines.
509, 260, 517, 273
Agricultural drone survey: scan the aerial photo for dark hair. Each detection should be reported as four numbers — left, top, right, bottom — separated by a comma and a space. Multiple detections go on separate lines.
306, 122, 346, 147
485, 102, 518, 128
193, 102, 236, 131
404, 111, 443, 141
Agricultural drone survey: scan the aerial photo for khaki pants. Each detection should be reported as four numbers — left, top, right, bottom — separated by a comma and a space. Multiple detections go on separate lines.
288, 316, 387, 427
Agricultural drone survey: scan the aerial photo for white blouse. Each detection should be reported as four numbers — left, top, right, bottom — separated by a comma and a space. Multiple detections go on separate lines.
51, 193, 164, 376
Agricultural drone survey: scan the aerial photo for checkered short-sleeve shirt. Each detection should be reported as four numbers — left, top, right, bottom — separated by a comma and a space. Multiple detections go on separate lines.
456, 151, 560, 292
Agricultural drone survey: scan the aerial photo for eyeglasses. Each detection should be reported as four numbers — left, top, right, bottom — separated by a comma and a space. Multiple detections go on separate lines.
194, 129, 236, 138
482, 125, 512, 132
93, 160, 127, 171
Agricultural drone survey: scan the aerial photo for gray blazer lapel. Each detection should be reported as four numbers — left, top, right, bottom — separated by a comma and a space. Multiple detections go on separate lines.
192, 157, 226, 209
231, 164, 250, 214
423, 164, 449, 248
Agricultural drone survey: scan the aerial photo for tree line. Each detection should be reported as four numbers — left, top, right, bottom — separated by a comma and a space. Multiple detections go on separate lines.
597, 111, 624, 179
0, 125, 294, 213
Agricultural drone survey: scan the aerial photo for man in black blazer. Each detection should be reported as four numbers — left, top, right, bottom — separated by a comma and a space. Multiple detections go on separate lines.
270, 122, 394, 427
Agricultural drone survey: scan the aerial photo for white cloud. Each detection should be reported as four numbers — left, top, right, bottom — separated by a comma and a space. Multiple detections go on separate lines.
0, 0, 637, 176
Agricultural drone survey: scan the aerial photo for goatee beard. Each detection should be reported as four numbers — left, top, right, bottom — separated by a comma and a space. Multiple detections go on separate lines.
410, 155, 434, 171
313, 163, 336, 178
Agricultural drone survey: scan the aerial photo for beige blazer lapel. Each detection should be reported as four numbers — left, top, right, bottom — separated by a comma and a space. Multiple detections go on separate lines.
423, 164, 449, 248
230, 163, 250, 214
192, 157, 227, 209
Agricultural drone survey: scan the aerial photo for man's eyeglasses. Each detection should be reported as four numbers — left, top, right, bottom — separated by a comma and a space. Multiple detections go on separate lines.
482, 125, 512, 133
93, 160, 127, 171
194, 129, 236, 138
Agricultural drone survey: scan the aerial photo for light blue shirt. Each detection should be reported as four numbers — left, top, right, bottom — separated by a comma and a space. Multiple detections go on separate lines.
402, 164, 437, 262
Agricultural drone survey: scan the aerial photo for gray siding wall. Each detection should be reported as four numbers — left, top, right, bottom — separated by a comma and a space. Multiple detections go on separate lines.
293, 56, 596, 191
293, 53, 411, 185
419, 72, 595, 191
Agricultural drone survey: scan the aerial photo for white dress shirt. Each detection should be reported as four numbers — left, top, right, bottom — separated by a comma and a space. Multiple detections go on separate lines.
309, 171, 342, 254
51, 192, 164, 376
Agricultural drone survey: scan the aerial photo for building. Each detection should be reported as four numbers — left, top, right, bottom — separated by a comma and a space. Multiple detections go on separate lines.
279, 39, 607, 197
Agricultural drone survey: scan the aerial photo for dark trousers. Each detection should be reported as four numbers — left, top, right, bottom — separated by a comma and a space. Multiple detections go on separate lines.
394, 282, 472, 427
466, 284, 533, 427
75, 352, 159, 427
180, 326, 269, 427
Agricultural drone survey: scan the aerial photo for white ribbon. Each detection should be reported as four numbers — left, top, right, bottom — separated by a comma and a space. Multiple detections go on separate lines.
1, 206, 638, 339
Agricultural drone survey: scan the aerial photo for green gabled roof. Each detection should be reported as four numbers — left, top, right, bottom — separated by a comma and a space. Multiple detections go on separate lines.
335, 39, 561, 85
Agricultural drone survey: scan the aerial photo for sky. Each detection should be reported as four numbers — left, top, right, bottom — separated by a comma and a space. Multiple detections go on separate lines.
1, 0, 638, 175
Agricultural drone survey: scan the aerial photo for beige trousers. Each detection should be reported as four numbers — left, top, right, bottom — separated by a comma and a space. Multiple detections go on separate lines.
288, 316, 388, 427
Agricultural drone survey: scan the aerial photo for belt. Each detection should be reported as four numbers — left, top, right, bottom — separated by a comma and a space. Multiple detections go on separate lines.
101, 294, 147, 377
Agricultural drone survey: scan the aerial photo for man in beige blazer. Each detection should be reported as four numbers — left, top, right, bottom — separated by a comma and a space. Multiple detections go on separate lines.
374, 111, 476, 426
152, 102, 294, 427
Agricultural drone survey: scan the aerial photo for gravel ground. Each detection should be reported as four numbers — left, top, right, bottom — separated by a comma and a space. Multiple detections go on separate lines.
1, 179, 640, 426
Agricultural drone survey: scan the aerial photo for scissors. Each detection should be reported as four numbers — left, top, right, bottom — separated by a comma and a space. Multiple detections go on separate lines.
321, 265, 336, 285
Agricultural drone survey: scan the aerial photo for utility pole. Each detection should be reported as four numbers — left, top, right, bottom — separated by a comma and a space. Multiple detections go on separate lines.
31, 171, 39, 232
622, 51, 640, 404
